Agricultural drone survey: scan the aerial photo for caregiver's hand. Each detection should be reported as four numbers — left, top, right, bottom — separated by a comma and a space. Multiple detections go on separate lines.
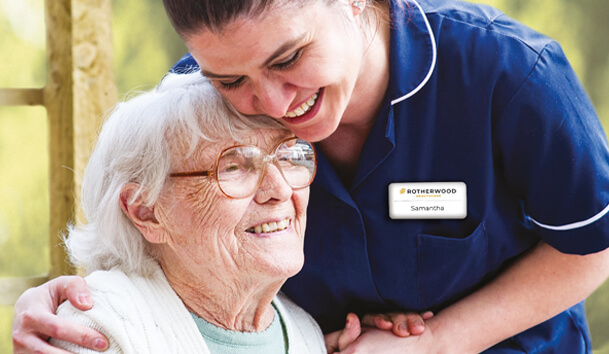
361, 311, 434, 337
337, 325, 439, 354
12, 275, 109, 353
325, 313, 362, 354
325, 311, 433, 353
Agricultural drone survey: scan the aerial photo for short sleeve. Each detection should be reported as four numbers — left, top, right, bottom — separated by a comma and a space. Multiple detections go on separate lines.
495, 41, 609, 254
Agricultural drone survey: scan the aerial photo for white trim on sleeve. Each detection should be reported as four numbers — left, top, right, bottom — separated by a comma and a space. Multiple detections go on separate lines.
529, 202, 609, 231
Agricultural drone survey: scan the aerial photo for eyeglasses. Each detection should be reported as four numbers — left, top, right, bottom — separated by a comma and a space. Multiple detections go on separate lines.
169, 137, 317, 199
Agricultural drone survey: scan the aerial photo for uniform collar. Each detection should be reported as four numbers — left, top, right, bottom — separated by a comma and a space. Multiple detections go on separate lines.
387, 0, 437, 106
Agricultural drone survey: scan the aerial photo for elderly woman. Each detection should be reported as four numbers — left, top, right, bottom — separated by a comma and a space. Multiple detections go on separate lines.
48, 72, 326, 353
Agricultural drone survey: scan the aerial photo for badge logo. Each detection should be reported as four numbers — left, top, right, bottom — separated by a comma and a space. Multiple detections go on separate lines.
388, 182, 467, 219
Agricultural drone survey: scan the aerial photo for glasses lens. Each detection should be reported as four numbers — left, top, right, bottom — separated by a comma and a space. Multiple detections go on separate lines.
217, 146, 263, 198
275, 139, 316, 188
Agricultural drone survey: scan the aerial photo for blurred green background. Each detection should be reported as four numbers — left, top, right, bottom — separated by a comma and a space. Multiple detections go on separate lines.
1, 0, 608, 352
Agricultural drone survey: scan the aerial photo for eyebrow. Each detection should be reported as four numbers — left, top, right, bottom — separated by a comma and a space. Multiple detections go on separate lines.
200, 33, 307, 79
261, 33, 307, 68
200, 70, 236, 80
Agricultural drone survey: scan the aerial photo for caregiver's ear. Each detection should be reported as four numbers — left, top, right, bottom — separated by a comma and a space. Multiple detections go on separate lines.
350, 0, 366, 17
120, 183, 163, 242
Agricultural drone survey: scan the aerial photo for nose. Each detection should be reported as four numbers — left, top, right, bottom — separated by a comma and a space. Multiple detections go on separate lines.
253, 163, 293, 204
252, 76, 296, 119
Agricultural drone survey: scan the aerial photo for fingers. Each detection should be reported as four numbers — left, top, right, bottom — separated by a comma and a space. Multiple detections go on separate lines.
13, 335, 78, 354
381, 313, 412, 337
15, 301, 109, 352
399, 313, 425, 336
324, 331, 341, 354
361, 310, 434, 337
324, 313, 362, 353
12, 278, 109, 352
51, 275, 93, 311
338, 313, 361, 351
360, 313, 392, 330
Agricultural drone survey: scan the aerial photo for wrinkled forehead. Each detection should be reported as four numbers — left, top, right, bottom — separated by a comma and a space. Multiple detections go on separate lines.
170, 128, 293, 171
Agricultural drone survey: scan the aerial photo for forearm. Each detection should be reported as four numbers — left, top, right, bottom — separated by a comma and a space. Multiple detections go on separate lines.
427, 241, 609, 353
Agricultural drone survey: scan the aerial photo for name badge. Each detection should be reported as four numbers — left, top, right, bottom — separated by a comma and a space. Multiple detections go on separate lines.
388, 182, 467, 219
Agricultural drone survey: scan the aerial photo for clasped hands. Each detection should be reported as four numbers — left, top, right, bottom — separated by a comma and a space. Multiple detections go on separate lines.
325, 310, 434, 353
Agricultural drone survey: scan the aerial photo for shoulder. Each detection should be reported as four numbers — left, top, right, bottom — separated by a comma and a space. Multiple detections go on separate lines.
416, 0, 552, 55
76, 268, 162, 315
59, 269, 142, 316
53, 266, 207, 353
51, 270, 145, 352
413, 0, 569, 105
52, 269, 157, 352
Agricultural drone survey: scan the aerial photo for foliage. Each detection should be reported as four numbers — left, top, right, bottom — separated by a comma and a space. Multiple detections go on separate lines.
0, 107, 49, 278
0, 0, 608, 352
0, 307, 13, 354
112, 0, 187, 96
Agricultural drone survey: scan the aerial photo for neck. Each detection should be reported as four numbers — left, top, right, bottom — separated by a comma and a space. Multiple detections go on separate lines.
318, 8, 391, 185
160, 259, 282, 332
342, 5, 391, 129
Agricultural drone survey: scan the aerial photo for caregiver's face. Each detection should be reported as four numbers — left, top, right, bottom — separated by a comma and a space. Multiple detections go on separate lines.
184, 1, 366, 143
157, 129, 309, 280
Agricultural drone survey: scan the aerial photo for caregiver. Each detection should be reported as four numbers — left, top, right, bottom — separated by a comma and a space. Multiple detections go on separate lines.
13, 0, 609, 352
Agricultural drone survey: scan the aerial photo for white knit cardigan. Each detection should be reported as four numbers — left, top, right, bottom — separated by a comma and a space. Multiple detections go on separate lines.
51, 264, 326, 354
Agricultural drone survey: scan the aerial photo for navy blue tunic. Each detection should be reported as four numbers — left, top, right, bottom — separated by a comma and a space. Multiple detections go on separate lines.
173, 0, 609, 351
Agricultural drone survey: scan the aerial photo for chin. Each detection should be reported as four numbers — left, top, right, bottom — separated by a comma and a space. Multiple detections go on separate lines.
293, 124, 336, 143
264, 252, 305, 279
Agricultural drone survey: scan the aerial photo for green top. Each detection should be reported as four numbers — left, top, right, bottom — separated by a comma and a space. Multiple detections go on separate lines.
191, 304, 288, 354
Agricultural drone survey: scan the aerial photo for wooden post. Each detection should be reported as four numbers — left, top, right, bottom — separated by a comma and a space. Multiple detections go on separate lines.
44, 0, 117, 278
72, 0, 117, 224
45, 0, 76, 278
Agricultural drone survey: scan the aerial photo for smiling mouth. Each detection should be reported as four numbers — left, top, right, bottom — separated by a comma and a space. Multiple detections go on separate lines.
284, 91, 319, 118
246, 218, 291, 234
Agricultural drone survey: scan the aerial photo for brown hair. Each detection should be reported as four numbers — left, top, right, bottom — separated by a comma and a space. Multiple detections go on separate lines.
162, 0, 393, 37
163, 0, 318, 35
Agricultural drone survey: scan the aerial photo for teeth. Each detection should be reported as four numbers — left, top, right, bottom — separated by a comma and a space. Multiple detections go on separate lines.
285, 92, 318, 118
277, 219, 286, 229
247, 218, 291, 234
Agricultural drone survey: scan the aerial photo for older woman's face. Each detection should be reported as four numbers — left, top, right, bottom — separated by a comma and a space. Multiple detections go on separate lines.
154, 129, 308, 282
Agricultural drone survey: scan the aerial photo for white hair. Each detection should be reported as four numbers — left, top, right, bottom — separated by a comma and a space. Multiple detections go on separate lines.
64, 73, 287, 275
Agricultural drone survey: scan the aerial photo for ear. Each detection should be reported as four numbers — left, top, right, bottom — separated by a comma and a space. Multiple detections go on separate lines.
350, 0, 365, 17
120, 184, 165, 244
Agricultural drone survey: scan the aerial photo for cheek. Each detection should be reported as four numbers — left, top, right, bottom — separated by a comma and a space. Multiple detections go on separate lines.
218, 88, 247, 111
293, 190, 310, 234
191, 192, 249, 239
162, 184, 234, 240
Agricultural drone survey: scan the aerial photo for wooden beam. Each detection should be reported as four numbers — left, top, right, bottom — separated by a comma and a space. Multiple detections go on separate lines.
0, 88, 44, 106
44, 0, 117, 279
72, 0, 117, 225
45, 0, 76, 278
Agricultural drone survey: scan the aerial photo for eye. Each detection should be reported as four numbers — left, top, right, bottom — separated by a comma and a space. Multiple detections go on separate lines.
272, 49, 303, 70
218, 76, 245, 90
221, 164, 241, 173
